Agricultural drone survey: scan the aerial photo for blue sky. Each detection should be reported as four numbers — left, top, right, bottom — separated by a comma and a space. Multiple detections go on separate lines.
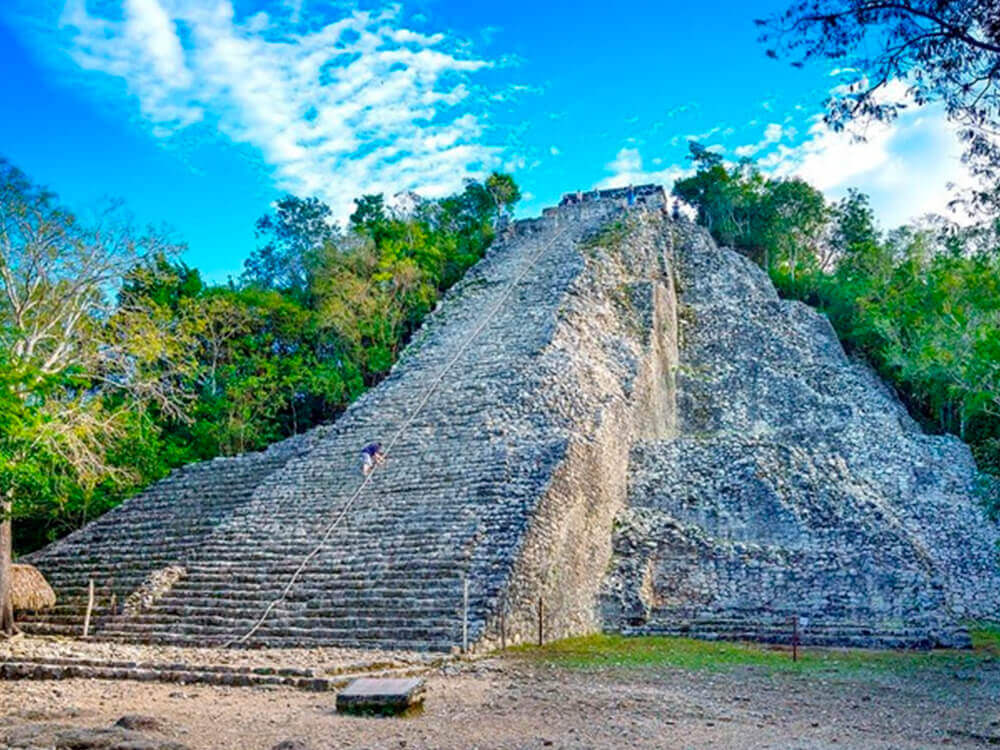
0, 0, 971, 281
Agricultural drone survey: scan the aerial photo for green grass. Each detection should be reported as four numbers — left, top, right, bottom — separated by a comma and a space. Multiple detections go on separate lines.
512, 629, 999, 677
581, 219, 630, 252
970, 622, 1000, 652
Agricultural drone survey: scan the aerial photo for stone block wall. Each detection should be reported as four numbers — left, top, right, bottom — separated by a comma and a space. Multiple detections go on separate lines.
483, 203, 680, 646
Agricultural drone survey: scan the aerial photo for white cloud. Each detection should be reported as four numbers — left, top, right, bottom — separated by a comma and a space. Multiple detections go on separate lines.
51, 0, 503, 219
733, 122, 792, 158
765, 110, 974, 225
728, 80, 981, 226
595, 147, 688, 191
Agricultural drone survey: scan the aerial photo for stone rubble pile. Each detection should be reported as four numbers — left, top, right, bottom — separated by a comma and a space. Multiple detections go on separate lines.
123, 566, 187, 617
599, 224, 1000, 648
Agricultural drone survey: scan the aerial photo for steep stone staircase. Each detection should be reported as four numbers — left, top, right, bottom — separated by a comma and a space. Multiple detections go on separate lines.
23, 189, 671, 651
623, 617, 966, 650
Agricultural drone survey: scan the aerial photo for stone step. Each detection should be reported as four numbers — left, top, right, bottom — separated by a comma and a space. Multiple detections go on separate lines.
17, 622, 85, 637
161, 584, 463, 602
21, 585, 470, 615
91, 625, 458, 651
38, 534, 477, 560
68, 504, 491, 532
150, 597, 458, 615
0, 659, 433, 691
19, 584, 470, 611
107, 605, 459, 628
37, 563, 477, 585
95, 616, 465, 635
27, 606, 461, 628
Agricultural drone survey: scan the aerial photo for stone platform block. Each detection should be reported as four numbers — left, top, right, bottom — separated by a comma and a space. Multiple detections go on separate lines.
335, 677, 426, 716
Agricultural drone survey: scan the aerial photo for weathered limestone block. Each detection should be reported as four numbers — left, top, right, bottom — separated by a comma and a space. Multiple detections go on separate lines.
336, 677, 426, 715
124, 566, 187, 617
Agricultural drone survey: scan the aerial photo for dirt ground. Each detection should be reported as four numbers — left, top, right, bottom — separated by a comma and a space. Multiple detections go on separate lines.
2, 647, 998, 750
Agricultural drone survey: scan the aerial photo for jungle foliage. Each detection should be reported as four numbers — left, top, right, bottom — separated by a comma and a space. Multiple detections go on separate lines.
0, 160, 519, 556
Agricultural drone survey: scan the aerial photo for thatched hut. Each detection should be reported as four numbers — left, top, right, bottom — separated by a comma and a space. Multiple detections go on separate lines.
10, 563, 56, 611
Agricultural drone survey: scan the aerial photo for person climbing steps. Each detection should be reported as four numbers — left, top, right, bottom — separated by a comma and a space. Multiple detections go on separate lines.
360, 441, 386, 476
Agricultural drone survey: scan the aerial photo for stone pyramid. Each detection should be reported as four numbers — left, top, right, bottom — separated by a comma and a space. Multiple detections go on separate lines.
22, 187, 999, 651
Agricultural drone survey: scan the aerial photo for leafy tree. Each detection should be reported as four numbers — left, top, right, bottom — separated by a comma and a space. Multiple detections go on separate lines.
320, 174, 520, 384
349, 194, 391, 244
0, 159, 190, 634
758, 0, 1000, 204
673, 142, 828, 276
242, 195, 338, 299
121, 253, 203, 310
485, 172, 522, 219
672, 144, 738, 239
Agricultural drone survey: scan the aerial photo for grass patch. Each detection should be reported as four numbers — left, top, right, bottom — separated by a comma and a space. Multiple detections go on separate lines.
582, 219, 630, 252
513, 632, 999, 677
970, 622, 1000, 653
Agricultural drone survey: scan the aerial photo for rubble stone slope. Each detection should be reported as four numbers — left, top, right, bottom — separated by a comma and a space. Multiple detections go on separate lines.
600, 226, 1000, 648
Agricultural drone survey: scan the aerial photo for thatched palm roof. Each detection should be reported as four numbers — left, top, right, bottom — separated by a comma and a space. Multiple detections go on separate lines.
11, 563, 56, 611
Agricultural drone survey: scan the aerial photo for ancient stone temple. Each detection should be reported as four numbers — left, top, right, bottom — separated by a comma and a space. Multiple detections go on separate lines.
21, 187, 1000, 650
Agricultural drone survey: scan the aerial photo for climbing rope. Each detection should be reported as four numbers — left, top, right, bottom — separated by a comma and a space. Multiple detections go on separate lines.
222, 218, 571, 647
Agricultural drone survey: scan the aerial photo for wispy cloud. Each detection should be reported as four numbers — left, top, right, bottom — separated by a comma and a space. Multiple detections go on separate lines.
733, 122, 794, 158
757, 81, 976, 226
595, 147, 688, 190
47, 0, 505, 218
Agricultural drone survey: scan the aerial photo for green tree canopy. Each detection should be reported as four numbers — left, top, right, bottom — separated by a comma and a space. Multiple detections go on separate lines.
758, 0, 1000, 208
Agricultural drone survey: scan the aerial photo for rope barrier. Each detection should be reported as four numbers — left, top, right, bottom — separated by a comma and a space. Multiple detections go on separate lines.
221, 218, 570, 647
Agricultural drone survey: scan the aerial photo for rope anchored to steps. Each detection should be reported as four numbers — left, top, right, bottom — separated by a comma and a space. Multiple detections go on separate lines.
221, 219, 571, 648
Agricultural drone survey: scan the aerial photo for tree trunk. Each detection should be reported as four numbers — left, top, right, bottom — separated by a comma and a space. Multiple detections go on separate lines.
0, 492, 17, 635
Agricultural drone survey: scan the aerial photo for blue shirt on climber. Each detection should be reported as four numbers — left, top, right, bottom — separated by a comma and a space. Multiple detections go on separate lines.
360, 441, 385, 476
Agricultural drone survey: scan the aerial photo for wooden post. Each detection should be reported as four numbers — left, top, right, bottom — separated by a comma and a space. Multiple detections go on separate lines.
0, 492, 16, 635
82, 579, 95, 638
792, 615, 799, 662
462, 579, 469, 654
499, 593, 507, 651
537, 596, 543, 646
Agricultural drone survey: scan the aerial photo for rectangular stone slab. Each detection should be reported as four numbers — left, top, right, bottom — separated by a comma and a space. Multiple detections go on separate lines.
336, 677, 426, 715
